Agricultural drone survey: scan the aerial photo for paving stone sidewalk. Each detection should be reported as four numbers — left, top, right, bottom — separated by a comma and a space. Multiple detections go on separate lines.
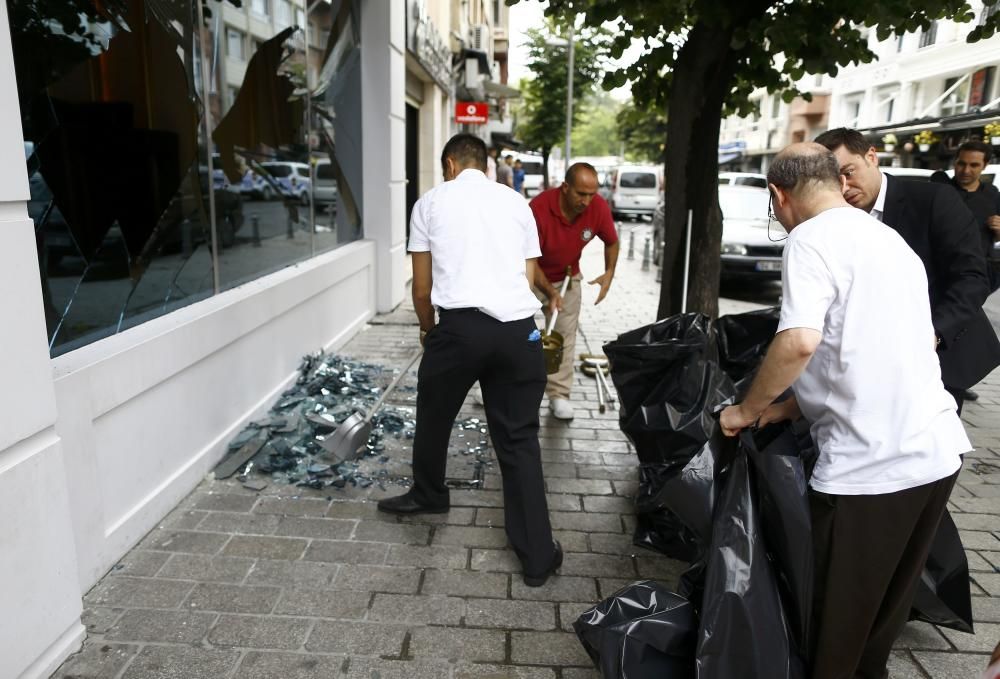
55, 222, 1000, 678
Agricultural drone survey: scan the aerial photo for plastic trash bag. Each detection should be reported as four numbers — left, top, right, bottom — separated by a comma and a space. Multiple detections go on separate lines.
574, 580, 697, 679
696, 440, 806, 679
714, 306, 780, 382
744, 423, 814, 662
909, 509, 974, 632
605, 313, 734, 560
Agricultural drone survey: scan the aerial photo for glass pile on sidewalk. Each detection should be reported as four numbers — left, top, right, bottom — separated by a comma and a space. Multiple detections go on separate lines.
574, 308, 973, 679
214, 352, 491, 491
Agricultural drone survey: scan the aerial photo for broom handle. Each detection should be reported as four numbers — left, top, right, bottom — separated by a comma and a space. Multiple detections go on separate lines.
545, 268, 573, 335
363, 348, 423, 425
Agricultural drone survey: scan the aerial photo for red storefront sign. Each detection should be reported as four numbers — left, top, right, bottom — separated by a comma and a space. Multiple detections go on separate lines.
455, 101, 488, 124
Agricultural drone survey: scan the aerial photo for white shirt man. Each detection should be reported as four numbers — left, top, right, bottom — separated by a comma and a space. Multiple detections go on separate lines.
720, 142, 969, 679
379, 133, 563, 589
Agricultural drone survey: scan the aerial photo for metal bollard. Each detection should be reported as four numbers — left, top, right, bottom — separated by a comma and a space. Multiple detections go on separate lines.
627, 228, 635, 260
251, 212, 261, 247
641, 236, 651, 271
287, 211, 295, 239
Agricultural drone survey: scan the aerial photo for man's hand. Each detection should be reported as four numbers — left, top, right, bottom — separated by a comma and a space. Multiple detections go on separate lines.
547, 291, 563, 315
589, 271, 614, 305
719, 404, 758, 437
989, 215, 1000, 241
757, 397, 801, 428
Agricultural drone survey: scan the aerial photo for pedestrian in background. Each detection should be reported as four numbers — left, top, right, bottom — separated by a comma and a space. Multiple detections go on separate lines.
497, 152, 514, 188
487, 146, 498, 181
951, 140, 1000, 292
529, 162, 619, 420
513, 158, 526, 196
721, 142, 970, 679
816, 127, 1000, 413
378, 133, 562, 587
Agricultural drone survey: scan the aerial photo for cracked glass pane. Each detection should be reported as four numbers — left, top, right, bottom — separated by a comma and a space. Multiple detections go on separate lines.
13, 0, 216, 355
207, 0, 314, 290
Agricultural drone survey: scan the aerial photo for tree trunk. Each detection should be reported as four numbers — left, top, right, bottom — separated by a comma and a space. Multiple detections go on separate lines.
656, 23, 743, 321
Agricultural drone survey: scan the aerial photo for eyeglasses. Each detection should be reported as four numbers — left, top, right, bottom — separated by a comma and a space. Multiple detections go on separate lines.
767, 193, 788, 243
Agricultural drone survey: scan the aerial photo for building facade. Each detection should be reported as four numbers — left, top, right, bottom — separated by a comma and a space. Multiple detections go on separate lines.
828, 3, 1000, 168
0, 1, 408, 676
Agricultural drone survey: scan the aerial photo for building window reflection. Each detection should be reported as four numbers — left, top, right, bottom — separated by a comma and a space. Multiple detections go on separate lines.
9, 0, 364, 357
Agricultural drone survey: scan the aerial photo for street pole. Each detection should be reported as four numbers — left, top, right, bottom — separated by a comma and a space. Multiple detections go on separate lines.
564, 21, 575, 169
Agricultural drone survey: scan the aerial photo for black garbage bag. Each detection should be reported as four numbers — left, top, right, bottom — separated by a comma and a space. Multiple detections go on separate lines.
574, 580, 698, 679
744, 424, 814, 662
910, 510, 974, 632
696, 439, 806, 679
605, 313, 735, 560
714, 306, 781, 382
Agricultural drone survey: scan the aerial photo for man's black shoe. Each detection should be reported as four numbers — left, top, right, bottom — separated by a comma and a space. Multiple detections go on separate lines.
523, 541, 563, 587
960, 389, 979, 402
377, 492, 449, 515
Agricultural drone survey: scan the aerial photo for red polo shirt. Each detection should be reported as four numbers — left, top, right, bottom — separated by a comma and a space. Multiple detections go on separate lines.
529, 187, 617, 282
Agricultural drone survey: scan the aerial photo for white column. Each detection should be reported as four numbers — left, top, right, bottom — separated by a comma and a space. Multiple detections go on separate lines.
362, 0, 407, 312
0, 3, 85, 677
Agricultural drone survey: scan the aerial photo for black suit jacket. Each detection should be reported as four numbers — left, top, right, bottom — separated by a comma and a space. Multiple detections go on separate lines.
881, 173, 1000, 389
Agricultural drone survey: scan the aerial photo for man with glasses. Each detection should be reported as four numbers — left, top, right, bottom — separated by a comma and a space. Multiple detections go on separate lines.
721, 142, 970, 679
815, 128, 1000, 413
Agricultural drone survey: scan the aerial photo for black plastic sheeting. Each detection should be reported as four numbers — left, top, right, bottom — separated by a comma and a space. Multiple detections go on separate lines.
574, 580, 697, 678
579, 308, 974, 678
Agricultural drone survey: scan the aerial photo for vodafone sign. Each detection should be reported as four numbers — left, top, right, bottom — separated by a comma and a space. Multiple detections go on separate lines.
455, 101, 488, 124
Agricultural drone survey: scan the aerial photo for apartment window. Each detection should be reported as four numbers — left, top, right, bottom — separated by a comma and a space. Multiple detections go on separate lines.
844, 97, 862, 125
770, 94, 781, 119
494, 0, 501, 22
276, 0, 293, 25
980, 2, 1000, 25
251, 0, 268, 17
919, 21, 938, 48
897, 32, 906, 52
941, 76, 971, 117
296, 8, 306, 28
226, 27, 245, 60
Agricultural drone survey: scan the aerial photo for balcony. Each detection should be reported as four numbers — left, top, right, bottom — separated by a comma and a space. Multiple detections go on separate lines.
790, 94, 831, 118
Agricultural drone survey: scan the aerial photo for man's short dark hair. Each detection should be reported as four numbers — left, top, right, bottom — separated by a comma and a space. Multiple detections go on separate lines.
814, 127, 873, 156
565, 162, 598, 185
441, 133, 488, 172
767, 145, 842, 195
957, 140, 992, 162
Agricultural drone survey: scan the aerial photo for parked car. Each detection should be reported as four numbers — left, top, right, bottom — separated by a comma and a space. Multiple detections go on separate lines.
652, 184, 782, 280
260, 161, 311, 205
719, 171, 768, 188
314, 159, 338, 206
604, 165, 661, 220
945, 164, 1000, 184
511, 152, 545, 197
883, 167, 934, 181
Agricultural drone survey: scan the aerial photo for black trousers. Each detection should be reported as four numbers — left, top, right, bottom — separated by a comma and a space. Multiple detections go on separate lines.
809, 470, 959, 679
410, 309, 554, 575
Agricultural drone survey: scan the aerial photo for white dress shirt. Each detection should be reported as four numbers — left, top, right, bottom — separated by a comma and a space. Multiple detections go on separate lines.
408, 169, 542, 323
869, 170, 889, 222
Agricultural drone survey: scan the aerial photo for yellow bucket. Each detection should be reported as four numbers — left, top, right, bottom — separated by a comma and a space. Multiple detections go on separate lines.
542, 330, 564, 374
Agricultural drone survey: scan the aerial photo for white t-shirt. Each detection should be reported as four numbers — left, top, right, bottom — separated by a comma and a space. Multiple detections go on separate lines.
408, 168, 542, 323
778, 205, 969, 495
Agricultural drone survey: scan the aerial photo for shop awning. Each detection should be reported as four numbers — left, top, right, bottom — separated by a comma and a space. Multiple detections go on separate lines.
484, 80, 521, 99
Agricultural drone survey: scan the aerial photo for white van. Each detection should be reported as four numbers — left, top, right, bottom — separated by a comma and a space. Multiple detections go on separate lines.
605, 165, 661, 220
511, 152, 544, 197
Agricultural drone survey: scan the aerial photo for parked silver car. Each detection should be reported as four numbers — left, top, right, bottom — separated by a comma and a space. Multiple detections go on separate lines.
653, 184, 784, 280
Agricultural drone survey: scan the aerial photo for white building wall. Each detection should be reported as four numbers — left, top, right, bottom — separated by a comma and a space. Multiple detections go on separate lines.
362, 0, 407, 313
0, 1, 405, 675
0, 1, 85, 676
829, 4, 1000, 129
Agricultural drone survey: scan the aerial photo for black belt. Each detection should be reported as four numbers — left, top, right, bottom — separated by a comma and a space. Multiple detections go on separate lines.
438, 307, 479, 314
